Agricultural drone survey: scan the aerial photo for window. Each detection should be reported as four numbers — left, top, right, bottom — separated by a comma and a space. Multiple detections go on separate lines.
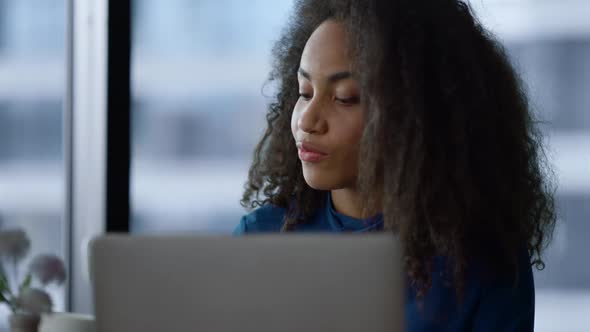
473, 1, 590, 330
131, 0, 293, 233
507, 40, 590, 331
0, 0, 66, 327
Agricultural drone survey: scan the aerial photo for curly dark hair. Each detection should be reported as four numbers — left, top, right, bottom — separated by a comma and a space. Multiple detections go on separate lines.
241, 0, 556, 298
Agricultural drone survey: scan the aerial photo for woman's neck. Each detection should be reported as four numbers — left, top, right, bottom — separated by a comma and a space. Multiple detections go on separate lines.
330, 188, 365, 219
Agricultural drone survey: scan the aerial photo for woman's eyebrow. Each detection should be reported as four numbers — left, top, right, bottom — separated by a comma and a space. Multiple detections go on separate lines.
298, 68, 352, 83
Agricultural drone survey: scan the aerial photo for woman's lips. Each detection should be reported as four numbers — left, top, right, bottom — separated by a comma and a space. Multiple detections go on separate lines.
297, 142, 329, 163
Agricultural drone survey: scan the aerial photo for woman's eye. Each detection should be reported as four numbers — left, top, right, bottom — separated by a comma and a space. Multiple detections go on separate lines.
335, 96, 360, 105
299, 93, 312, 100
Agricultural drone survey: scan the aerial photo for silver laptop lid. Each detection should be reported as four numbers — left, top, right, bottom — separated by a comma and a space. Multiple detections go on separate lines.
90, 233, 404, 332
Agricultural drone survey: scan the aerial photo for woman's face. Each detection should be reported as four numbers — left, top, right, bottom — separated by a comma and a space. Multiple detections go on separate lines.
291, 20, 365, 191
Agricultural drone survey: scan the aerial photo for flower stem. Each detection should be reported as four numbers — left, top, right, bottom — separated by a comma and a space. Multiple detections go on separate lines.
0, 269, 16, 313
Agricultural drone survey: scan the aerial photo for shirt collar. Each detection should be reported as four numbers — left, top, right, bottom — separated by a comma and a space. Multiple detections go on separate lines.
325, 192, 384, 232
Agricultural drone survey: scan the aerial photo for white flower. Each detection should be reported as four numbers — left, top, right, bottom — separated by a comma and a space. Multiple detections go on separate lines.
0, 229, 31, 261
29, 254, 66, 286
14, 288, 52, 314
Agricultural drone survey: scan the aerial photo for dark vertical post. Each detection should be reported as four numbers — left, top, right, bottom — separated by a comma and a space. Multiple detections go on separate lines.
106, 0, 131, 232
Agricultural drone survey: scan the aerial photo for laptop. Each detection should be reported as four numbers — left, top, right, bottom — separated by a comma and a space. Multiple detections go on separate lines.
89, 233, 405, 332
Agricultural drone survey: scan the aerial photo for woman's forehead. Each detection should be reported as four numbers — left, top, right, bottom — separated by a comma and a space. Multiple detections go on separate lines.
299, 20, 353, 80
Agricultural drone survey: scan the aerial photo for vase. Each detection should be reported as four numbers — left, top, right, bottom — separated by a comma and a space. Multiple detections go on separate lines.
8, 313, 41, 332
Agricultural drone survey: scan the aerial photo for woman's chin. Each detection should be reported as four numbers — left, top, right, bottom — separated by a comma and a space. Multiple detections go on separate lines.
302, 172, 336, 191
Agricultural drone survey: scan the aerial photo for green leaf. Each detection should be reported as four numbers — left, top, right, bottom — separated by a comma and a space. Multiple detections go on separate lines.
7, 298, 17, 314
0, 273, 9, 293
19, 273, 32, 294
0, 290, 7, 303
0, 273, 9, 304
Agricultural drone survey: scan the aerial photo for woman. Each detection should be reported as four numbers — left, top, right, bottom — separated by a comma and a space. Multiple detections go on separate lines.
234, 0, 556, 331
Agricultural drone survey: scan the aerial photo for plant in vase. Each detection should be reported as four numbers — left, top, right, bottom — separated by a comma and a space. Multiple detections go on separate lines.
0, 229, 66, 332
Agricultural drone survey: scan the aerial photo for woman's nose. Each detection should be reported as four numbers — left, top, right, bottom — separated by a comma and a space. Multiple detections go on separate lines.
298, 99, 327, 134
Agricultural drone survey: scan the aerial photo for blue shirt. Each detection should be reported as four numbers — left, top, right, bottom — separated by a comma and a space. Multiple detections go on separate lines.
233, 194, 535, 332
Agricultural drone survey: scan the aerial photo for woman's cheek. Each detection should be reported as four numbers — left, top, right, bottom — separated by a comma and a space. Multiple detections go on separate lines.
291, 112, 298, 137
290, 106, 299, 135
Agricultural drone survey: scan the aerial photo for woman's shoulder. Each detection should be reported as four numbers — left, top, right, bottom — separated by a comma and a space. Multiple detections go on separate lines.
469, 249, 535, 331
233, 204, 287, 234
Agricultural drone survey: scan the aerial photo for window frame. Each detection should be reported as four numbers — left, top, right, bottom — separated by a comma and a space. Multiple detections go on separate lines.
67, 0, 131, 313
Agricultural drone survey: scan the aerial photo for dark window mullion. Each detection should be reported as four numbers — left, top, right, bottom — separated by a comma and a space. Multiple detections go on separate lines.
106, 0, 131, 233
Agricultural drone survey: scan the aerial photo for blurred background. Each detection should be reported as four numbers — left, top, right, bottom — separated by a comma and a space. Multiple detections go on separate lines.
0, 0, 67, 328
0, 0, 588, 331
